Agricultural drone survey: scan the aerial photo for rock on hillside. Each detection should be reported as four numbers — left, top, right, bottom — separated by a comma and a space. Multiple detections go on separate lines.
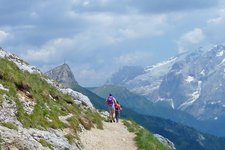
154, 134, 176, 150
0, 48, 41, 74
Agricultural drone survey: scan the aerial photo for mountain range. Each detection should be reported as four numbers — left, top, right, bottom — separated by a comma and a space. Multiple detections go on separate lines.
105, 45, 225, 135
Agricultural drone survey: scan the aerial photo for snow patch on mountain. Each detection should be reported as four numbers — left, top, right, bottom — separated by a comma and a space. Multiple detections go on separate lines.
219, 58, 225, 66
171, 100, 175, 109
186, 76, 195, 83
145, 57, 177, 72
209, 101, 221, 105
178, 81, 202, 110
216, 50, 224, 57
130, 81, 161, 97
200, 70, 205, 76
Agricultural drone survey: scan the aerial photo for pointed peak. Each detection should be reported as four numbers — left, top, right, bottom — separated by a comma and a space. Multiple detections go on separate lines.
61, 63, 70, 68
45, 63, 78, 88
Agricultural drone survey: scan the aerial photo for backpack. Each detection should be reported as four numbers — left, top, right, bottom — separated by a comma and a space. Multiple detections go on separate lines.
115, 103, 121, 110
107, 96, 114, 106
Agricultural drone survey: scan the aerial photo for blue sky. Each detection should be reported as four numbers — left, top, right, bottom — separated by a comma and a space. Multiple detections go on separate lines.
1, 0, 225, 86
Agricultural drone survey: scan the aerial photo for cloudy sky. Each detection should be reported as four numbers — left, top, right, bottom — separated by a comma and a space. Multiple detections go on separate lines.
1, 0, 225, 86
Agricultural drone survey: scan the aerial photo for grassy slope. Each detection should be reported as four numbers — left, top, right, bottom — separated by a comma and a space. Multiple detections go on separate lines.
0, 58, 103, 138
123, 120, 171, 150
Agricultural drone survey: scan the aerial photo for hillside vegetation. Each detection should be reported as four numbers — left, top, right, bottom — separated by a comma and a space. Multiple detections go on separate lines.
0, 55, 173, 150
0, 58, 103, 149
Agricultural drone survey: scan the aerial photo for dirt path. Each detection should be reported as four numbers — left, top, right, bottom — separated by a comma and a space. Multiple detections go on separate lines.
79, 120, 137, 150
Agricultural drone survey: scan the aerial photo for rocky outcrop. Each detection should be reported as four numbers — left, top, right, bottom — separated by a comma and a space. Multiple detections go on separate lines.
154, 134, 176, 150
45, 78, 94, 108
60, 88, 94, 108
46, 64, 78, 88
0, 48, 41, 74
0, 94, 80, 150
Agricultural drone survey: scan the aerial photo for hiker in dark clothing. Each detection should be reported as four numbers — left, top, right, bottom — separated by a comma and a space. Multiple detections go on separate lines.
115, 101, 122, 123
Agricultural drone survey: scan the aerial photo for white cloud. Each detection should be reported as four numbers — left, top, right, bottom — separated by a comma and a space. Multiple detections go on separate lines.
207, 9, 225, 24
177, 28, 205, 52
21, 12, 168, 63
115, 51, 152, 66
182, 28, 204, 44
24, 49, 56, 62
0, 30, 9, 42
81, 13, 168, 43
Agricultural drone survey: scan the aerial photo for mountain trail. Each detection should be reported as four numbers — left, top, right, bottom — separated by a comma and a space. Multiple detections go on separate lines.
80, 120, 137, 150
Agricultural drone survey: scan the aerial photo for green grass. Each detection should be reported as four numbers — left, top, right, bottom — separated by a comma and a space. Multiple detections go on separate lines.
0, 95, 4, 106
85, 109, 103, 129
39, 139, 53, 150
0, 146, 6, 150
0, 122, 18, 130
0, 136, 5, 150
65, 134, 75, 144
123, 120, 171, 150
0, 58, 104, 133
123, 119, 140, 132
67, 116, 80, 132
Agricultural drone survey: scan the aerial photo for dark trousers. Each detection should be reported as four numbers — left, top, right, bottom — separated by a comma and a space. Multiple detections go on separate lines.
115, 110, 120, 122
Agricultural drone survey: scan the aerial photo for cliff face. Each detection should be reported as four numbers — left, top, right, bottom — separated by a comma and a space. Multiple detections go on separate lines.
46, 63, 78, 88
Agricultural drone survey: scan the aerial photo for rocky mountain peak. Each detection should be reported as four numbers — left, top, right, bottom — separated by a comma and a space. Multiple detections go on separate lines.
46, 63, 78, 88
